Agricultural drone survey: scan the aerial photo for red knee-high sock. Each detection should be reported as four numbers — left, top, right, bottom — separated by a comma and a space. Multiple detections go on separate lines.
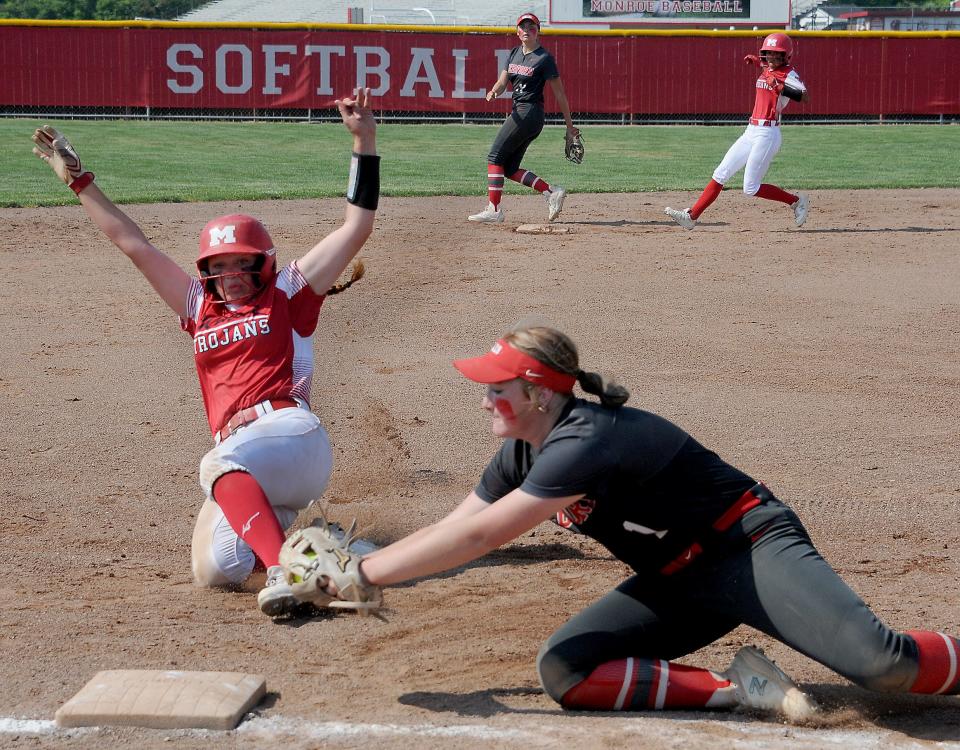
487, 164, 505, 209
689, 179, 723, 220
906, 631, 960, 695
754, 183, 798, 205
213, 471, 285, 569
509, 169, 550, 194
561, 658, 736, 711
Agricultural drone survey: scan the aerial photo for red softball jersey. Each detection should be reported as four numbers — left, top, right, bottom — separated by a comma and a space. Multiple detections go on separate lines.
750, 65, 806, 124
180, 261, 325, 437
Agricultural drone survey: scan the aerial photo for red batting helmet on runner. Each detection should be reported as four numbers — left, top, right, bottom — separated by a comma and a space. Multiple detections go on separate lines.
760, 33, 793, 63
197, 214, 277, 295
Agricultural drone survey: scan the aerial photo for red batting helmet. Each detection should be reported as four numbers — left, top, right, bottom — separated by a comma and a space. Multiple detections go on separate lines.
517, 12, 540, 28
196, 214, 277, 296
760, 33, 793, 63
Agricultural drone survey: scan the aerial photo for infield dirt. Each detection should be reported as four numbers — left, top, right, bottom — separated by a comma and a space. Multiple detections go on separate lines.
2, 190, 958, 749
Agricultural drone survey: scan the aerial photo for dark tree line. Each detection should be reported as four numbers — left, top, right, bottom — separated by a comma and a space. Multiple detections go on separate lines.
0, 0, 949, 21
0, 0, 209, 19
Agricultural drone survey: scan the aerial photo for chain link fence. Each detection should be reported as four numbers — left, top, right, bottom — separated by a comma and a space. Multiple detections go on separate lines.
4, 104, 956, 124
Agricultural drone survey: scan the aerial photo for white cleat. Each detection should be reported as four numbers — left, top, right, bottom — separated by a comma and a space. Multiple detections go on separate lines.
792, 194, 810, 227
468, 202, 504, 223
257, 564, 298, 617
665, 206, 697, 230
546, 187, 567, 222
723, 646, 819, 722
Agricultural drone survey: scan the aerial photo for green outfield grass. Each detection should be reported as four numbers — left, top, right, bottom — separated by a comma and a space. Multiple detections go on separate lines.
3, 119, 958, 207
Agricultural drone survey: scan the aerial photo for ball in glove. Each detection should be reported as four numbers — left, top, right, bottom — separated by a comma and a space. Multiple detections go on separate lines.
564, 131, 585, 165
279, 522, 383, 616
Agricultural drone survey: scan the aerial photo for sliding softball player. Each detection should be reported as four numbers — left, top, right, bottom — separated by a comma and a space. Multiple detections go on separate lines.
32, 88, 380, 618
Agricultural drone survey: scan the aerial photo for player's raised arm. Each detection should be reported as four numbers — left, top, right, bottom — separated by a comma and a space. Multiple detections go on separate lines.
31, 126, 192, 317
296, 87, 380, 296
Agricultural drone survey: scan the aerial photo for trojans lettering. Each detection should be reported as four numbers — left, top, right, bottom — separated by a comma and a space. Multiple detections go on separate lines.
194, 315, 270, 353
556, 497, 597, 529
508, 63, 535, 76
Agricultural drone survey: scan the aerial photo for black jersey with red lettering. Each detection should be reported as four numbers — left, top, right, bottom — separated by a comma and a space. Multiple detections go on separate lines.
475, 399, 757, 572
505, 45, 559, 106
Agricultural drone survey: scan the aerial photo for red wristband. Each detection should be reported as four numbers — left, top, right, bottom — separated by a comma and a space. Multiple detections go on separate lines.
69, 172, 95, 195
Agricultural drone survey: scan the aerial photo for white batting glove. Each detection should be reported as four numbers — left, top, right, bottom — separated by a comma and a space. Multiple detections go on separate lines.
32, 125, 94, 194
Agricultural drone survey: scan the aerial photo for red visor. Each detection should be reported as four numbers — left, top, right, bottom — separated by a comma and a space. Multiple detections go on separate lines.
453, 339, 576, 393
517, 12, 541, 27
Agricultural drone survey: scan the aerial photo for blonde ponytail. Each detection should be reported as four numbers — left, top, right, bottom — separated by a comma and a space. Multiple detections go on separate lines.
504, 325, 630, 408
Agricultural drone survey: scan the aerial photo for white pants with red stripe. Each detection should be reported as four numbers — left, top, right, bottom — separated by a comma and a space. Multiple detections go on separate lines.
191, 406, 333, 586
712, 124, 783, 196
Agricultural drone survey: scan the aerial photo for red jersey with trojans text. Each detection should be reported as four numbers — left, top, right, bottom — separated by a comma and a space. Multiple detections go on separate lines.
180, 261, 325, 437
750, 65, 806, 124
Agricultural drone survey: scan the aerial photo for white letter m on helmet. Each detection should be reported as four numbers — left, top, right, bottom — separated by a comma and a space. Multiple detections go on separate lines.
207, 225, 237, 247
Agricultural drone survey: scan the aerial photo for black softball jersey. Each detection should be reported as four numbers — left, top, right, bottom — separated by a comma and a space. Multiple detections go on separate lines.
505, 46, 559, 106
475, 399, 758, 572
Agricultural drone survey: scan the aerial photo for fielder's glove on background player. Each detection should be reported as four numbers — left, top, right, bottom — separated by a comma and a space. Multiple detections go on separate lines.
564, 131, 585, 165
32, 125, 94, 194
279, 522, 383, 616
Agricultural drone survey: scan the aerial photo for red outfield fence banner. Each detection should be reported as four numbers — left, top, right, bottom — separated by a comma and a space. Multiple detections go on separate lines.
1, 22, 958, 118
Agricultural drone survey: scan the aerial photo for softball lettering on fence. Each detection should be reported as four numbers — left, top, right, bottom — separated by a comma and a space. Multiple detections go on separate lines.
167, 43, 513, 98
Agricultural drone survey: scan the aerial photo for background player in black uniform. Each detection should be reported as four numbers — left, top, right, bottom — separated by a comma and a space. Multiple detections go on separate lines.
332, 324, 960, 719
468, 13, 580, 225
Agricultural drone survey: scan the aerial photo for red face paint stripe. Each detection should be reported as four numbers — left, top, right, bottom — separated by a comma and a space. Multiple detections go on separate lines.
493, 397, 516, 420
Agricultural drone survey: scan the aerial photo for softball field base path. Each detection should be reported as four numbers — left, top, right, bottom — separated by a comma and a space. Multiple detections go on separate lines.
2, 190, 958, 750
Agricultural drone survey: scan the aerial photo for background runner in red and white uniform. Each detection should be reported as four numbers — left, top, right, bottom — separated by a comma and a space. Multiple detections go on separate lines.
666, 33, 811, 231
32, 88, 380, 618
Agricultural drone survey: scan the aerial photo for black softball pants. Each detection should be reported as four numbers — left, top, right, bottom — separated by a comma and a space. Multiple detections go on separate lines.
537, 500, 921, 703
487, 103, 545, 176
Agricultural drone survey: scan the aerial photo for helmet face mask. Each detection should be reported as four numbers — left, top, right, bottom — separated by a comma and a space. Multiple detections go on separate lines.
200, 253, 263, 302
197, 214, 277, 302
760, 50, 788, 68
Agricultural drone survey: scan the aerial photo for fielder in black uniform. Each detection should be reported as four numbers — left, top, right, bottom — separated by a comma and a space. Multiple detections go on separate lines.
468, 13, 579, 225
345, 325, 960, 719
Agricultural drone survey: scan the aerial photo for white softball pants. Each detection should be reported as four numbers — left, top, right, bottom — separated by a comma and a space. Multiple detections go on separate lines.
712, 124, 782, 196
191, 405, 333, 587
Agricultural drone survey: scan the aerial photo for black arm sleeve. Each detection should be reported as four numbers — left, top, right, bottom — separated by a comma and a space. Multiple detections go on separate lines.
782, 84, 804, 102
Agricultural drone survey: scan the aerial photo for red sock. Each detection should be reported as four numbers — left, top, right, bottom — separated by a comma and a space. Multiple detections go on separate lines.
754, 183, 798, 205
561, 658, 735, 710
906, 631, 960, 694
689, 179, 723, 220
212, 471, 286, 569
487, 164, 505, 209
509, 169, 550, 194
